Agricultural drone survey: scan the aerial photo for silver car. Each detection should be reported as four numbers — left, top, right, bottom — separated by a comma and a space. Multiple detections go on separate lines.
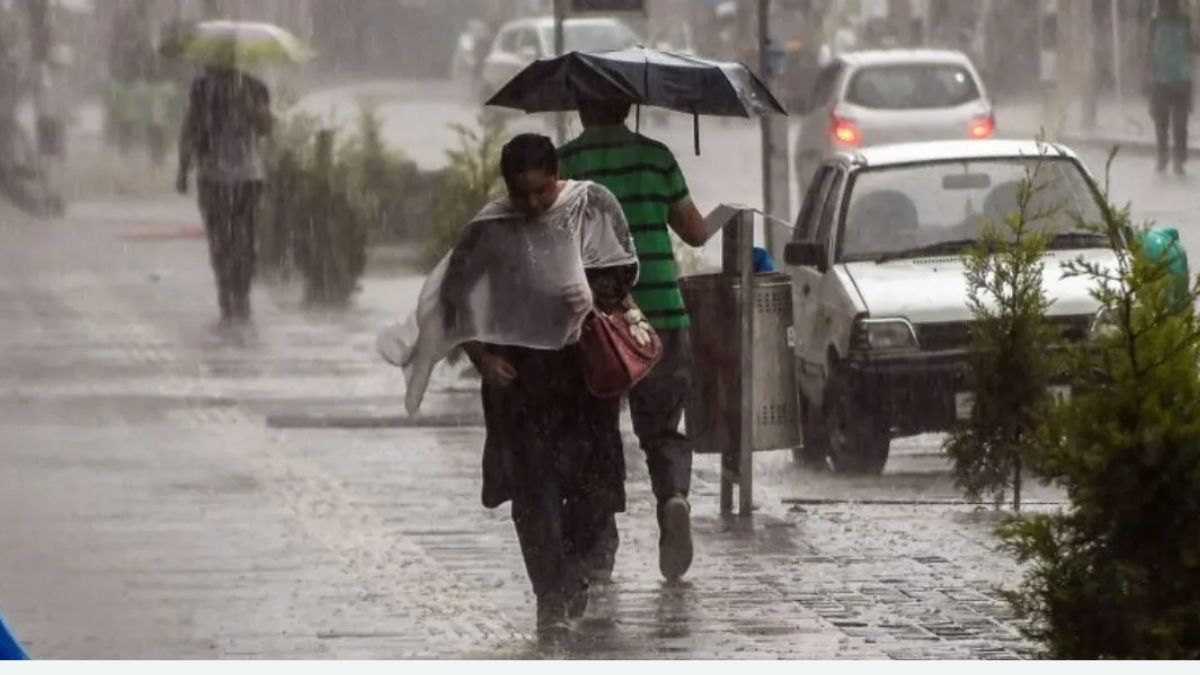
478, 16, 640, 103
793, 49, 995, 194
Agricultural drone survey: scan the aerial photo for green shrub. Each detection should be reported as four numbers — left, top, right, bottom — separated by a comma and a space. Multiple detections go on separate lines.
944, 155, 1060, 510
421, 114, 506, 271
998, 159, 1200, 658
339, 102, 440, 243
259, 110, 320, 279
291, 129, 369, 306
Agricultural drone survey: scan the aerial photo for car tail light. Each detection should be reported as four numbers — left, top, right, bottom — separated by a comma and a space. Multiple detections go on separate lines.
831, 115, 862, 147
970, 114, 996, 140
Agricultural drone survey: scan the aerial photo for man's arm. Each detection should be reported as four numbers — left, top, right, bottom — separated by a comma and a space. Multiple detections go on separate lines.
176, 81, 200, 193
668, 199, 709, 247
663, 154, 708, 247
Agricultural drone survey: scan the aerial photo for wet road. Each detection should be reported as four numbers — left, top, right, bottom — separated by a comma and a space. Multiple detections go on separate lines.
0, 196, 1043, 659
0, 81, 1196, 659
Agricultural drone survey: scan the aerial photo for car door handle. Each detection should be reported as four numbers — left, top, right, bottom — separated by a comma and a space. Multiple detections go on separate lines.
802, 284, 812, 297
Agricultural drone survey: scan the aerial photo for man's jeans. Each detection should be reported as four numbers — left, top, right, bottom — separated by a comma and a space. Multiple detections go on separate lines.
1151, 81, 1193, 170
586, 328, 693, 578
198, 180, 262, 319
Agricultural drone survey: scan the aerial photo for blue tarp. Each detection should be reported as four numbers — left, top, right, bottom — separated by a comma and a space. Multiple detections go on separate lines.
0, 611, 30, 660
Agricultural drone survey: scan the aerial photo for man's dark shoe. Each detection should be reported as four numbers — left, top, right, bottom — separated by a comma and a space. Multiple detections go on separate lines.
658, 496, 694, 582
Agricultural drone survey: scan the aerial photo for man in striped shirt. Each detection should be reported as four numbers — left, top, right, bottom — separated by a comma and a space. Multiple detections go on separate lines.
560, 101, 709, 583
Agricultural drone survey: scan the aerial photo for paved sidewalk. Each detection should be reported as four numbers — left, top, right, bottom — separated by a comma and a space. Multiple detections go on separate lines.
0, 196, 1044, 658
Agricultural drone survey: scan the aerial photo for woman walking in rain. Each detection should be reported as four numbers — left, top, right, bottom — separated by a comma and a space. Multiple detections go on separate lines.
383, 133, 644, 639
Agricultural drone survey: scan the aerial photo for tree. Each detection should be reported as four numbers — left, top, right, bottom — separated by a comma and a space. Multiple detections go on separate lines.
944, 153, 1060, 511
999, 158, 1200, 658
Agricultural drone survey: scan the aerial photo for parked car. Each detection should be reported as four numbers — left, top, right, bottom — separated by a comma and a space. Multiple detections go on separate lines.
478, 16, 641, 103
783, 140, 1117, 474
449, 19, 494, 95
793, 49, 995, 196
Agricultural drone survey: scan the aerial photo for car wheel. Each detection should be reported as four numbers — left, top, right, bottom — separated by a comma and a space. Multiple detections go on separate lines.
821, 366, 891, 475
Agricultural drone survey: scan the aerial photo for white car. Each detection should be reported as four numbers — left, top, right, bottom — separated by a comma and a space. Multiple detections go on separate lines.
478, 16, 640, 102
793, 49, 995, 194
782, 140, 1117, 474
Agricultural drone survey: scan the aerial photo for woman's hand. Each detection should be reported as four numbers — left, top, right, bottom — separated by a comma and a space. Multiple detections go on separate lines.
563, 283, 593, 313
478, 353, 518, 387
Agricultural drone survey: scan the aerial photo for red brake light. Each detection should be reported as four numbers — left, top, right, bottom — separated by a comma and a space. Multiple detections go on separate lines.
831, 115, 862, 147
970, 114, 996, 140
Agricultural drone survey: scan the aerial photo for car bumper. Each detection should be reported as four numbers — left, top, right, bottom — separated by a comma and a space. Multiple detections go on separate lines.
846, 349, 1074, 435
845, 350, 968, 434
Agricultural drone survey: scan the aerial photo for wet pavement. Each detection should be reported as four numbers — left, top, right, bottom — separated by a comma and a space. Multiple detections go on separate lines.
2, 82, 1199, 659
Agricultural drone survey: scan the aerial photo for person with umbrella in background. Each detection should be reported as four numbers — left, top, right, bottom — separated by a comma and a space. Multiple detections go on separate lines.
172, 22, 309, 325
486, 45, 786, 585
559, 100, 708, 585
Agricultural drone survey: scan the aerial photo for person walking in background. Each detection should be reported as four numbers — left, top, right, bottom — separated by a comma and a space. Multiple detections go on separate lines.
177, 59, 273, 324
1147, 0, 1197, 175
560, 101, 710, 585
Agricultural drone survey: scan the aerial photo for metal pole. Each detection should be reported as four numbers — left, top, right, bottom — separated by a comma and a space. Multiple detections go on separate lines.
738, 209, 755, 516
553, 0, 567, 145
758, 0, 790, 263
759, 0, 772, 241
720, 214, 738, 515
1110, 0, 1123, 112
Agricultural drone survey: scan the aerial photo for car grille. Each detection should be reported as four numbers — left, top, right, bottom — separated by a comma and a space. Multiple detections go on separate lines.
915, 315, 1092, 351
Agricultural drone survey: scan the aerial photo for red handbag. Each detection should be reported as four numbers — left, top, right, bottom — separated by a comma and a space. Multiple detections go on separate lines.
579, 306, 664, 398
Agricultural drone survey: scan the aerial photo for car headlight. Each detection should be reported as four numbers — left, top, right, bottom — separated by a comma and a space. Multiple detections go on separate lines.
852, 318, 920, 352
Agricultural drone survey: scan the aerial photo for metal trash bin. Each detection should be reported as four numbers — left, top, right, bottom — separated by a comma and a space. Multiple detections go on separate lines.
680, 272, 799, 455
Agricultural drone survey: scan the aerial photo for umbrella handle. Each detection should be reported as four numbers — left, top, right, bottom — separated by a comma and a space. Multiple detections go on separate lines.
693, 112, 700, 156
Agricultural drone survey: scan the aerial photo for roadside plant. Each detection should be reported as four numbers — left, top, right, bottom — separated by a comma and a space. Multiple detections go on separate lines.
944, 152, 1060, 510
998, 154, 1200, 658
422, 113, 506, 270
290, 127, 370, 307
340, 102, 441, 243
258, 110, 321, 278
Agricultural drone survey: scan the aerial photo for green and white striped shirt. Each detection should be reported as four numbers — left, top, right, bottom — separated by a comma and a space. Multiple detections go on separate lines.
560, 125, 692, 332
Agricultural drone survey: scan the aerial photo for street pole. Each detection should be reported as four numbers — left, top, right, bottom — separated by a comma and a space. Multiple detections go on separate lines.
1110, 0, 1124, 113
737, 208, 755, 517
758, 0, 790, 262
553, 0, 567, 145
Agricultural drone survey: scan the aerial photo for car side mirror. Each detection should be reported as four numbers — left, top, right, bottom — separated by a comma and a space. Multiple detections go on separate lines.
785, 241, 828, 272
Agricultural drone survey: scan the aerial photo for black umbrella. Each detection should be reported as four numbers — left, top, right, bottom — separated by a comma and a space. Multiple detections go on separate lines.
485, 47, 787, 154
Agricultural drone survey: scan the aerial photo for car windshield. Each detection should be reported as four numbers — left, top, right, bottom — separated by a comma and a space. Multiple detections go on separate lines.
542, 23, 639, 53
838, 157, 1107, 263
846, 63, 981, 109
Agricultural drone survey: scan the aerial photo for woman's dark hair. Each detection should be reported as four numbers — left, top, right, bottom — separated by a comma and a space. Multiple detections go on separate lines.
500, 133, 559, 187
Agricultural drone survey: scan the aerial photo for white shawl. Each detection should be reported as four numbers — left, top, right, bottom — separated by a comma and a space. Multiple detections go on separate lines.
379, 180, 637, 415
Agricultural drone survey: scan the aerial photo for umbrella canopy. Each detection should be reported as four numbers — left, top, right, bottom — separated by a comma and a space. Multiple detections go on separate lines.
485, 47, 787, 118
161, 20, 315, 66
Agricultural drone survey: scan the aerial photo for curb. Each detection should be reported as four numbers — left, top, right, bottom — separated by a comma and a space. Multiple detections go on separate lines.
1009, 127, 1200, 159
266, 412, 484, 429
